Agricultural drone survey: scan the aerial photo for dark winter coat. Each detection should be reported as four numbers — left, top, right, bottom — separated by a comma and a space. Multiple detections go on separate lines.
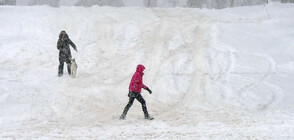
57, 32, 77, 62
129, 64, 147, 93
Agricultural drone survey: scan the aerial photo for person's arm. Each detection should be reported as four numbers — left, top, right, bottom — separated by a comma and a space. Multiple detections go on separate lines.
145, 87, 152, 94
57, 40, 61, 50
136, 73, 147, 89
69, 39, 78, 52
140, 82, 147, 89
138, 74, 152, 94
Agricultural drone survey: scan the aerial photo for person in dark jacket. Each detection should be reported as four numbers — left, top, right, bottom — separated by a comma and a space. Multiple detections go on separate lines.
57, 30, 77, 77
120, 64, 153, 120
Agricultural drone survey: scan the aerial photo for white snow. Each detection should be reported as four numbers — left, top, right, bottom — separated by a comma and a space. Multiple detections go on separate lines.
0, 3, 294, 139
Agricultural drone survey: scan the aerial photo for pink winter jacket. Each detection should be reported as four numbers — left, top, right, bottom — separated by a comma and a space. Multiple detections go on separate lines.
129, 64, 147, 93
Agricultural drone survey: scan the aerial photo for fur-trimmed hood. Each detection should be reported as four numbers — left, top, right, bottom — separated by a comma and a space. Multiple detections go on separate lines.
59, 30, 69, 39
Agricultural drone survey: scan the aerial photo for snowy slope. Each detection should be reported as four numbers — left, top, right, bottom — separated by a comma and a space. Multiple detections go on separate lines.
0, 3, 294, 139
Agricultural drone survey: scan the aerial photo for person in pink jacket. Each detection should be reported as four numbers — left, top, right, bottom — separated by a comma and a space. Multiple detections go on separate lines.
120, 64, 153, 120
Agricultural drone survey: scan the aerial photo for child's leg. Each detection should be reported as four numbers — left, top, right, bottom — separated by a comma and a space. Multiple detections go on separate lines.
136, 94, 149, 118
121, 97, 135, 119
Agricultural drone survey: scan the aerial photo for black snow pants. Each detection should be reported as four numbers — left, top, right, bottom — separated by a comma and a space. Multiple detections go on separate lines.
122, 91, 149, 118
58, 53, 71, 76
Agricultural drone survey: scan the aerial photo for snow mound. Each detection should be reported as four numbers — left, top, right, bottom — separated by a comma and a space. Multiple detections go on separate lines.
0, 3, 294, 139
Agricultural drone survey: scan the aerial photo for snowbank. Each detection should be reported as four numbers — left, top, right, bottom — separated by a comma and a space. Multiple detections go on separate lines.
0, 3, 294, 139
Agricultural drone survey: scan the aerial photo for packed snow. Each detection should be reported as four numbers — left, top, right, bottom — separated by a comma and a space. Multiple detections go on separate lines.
0, 3, 294, 139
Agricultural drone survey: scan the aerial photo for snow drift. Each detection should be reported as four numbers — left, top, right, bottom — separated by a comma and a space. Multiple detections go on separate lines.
0, 3, 294, 139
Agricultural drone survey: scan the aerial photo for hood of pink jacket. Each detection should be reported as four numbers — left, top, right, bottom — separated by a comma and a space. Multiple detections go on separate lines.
136, 64, 145, 73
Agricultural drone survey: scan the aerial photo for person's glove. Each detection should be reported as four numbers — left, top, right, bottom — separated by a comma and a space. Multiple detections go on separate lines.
146, 87, 152, 94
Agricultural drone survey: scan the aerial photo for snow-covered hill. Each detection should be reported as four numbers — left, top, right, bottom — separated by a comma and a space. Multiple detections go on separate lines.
0, 3, 294, 139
